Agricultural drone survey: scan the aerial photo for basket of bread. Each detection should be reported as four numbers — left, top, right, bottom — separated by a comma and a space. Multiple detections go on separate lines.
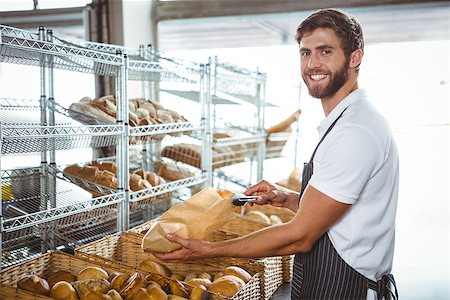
1, 250, 261, 300
74, 233, 262, 299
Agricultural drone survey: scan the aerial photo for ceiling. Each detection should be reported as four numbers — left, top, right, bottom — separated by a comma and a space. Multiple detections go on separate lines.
157, 2, 450, 51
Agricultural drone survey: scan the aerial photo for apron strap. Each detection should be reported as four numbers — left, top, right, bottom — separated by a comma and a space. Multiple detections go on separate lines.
367, 274, 399, 300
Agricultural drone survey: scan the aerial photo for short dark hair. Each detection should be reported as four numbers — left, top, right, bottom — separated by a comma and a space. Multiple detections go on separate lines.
295, 8, 364, 56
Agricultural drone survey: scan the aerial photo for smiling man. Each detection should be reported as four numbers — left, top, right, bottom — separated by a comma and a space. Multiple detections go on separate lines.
153, 9, 399, 300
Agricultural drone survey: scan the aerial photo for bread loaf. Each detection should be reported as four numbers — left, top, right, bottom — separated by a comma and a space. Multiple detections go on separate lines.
139, 260, 172, 277
161, 144, 201, 168
17, 275, 50, 296
77, 267, 109, 282
69, 102, 116, 124
158, 162, 195, 181
95, 170, 117, 188
47, 270, 76, 287
119, 272, 146, 300
223, 266, 252, 283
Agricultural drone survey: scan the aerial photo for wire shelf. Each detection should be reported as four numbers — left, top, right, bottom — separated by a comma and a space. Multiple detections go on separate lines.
214, 62, 265, 97
0, 25, 123, 76
1, 234, 44, 269
1, 98, 123, 155
129, 173, 207, 202
130, 122, 200, 137
1, 167, 125, 233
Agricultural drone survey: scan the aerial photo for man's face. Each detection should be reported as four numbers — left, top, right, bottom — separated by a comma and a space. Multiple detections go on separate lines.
300, 28, 349, 99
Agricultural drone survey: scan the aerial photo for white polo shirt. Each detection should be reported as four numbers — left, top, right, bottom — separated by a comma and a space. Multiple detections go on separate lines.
308, 89, 399, 294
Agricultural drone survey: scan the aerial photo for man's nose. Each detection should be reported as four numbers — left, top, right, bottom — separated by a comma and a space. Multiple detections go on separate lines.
307, 55, 321, 69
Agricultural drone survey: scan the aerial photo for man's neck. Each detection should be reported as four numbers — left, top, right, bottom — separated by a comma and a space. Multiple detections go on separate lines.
321, 79, 359, 116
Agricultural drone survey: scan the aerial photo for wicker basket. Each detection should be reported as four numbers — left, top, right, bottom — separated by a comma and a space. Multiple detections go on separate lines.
220, 214, 294, 284
0, 251, 134, 300
75, 233, 262, 300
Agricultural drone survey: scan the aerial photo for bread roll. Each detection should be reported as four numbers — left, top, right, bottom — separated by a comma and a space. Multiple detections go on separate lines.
80, 291, 112, 300
223, 266, 252, 283
197, 273, 212, 281
73, 279, 111, 297
119, 272, 146, 300
138, 102, 156, 118
189, 285, 208, 300
17, 275, 50, 296
47, 270, 76, 287
186, 278, 211, 289
135, 108, 150, 119
50, 281, 78, 300
169, 279, 188, 298
111, 274, 130, 291
139, 260, 171, 277
146, 285, 168, 300
95, 170, 117, 188
77, 267, 109, 281
107, 289, 123, 300
208, 275, 245, 298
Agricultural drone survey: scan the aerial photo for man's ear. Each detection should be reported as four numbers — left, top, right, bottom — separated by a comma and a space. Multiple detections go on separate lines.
349, 49, 363, 69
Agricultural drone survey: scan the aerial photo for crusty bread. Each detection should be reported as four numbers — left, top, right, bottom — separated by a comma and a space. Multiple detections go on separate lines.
158, 161, 195, 181
79, 166, 100, 182
209, 275, 245, 298
47, 270, 76, 288
77, 266, 109, 281
69, 102, 116, 124
95, 170, 117, 188
17, 275, 50, 296
50, 281, 78, 300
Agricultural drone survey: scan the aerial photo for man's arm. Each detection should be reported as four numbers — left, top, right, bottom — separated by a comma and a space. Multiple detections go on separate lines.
153, 185, 351, 261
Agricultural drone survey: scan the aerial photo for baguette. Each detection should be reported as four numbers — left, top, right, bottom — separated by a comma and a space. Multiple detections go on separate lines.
266, 109, 301, 134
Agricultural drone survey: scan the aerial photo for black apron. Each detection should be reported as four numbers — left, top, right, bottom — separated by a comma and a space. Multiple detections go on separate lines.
291, 109, 398, 300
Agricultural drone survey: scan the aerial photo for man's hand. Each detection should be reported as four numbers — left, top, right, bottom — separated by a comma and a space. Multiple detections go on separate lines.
245, 180, 299, 212
152, 234, 214, 262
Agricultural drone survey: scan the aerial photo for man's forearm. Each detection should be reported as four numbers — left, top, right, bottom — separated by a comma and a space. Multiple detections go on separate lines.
207, 222, 307, 258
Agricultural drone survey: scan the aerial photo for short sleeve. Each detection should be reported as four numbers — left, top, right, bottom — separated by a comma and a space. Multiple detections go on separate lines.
308, 125, 381, 204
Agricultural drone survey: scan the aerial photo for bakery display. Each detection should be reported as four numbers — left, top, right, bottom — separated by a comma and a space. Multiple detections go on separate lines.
63, 161, 166, 196
68, 96, 192, 142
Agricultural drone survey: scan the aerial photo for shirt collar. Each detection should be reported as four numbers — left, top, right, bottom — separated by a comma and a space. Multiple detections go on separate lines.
317, 88, 367, 136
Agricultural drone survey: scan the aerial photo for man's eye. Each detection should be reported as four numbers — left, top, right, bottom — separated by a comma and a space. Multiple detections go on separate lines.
300, 52, 310, 57
321, 49, 332, 55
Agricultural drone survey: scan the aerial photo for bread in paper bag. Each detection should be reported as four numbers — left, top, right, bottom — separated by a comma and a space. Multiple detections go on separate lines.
141, 187, 235, 253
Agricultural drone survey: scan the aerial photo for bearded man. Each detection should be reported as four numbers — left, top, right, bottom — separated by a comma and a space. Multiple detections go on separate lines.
153, 8, 399, 300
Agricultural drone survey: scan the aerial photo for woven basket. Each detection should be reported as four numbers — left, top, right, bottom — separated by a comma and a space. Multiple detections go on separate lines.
220, 214, 294, 284
0, 251, 134, 300
75, 233, 262, 300
128, 219, 284, 298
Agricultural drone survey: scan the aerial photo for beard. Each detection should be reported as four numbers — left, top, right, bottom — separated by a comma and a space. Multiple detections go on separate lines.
302, 58, 349, 99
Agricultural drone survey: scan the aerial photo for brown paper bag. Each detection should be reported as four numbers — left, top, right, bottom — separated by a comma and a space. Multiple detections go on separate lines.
141, 187, 236, 253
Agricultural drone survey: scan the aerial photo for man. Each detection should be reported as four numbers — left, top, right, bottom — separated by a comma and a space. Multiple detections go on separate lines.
154, 8, 399, 299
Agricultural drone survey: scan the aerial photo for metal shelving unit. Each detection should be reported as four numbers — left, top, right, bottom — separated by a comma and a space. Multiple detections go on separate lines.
210, 57, 267, 187
0, 25, 126, 268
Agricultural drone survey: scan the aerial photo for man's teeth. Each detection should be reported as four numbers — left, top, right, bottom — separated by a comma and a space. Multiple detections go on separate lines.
311, 74, 326, 81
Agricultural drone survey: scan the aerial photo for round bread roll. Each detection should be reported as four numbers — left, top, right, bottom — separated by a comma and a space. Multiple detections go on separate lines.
107, 289, 123, 300
169, 279, 188, 298
80, 291, 112, 300
108, 271, 121, 283
73, 279, 111, 297
183, 273, 197, 282
245, 210, 271, 224
186, 278, 211, 289
167, 295, 187, 300
197, 273, 212, 281
139, 260, 171, 277
119, 272, 146, 300
17, 275, 50, 296
146, 285, 168, 300
209, 275, 245, 298
223, 266, 252, 283
47, 270, 76, 288
213, 272, 223, 282
50, 281, 78, 300
145, 274, 168, 292
78, 267, 109, 282
111, 274, 130, 291
189, 285, 208, 300
132, 288, 152, 300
